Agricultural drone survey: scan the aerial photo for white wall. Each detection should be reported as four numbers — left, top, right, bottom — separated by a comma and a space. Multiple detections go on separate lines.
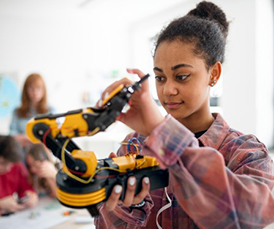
0, 2, 132, 142
0, 8, 130, 110
255, 0, 274, 148
0, 0, 273, 151
221, 0, 273, 148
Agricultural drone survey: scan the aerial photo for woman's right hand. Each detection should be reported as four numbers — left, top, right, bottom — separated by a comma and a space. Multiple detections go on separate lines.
0, 195, 24, 213
105, 153, 150, 211
98, 69, 164, 136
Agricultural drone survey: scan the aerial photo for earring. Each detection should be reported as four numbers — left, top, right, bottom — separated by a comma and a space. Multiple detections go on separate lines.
210, 80, 216, 87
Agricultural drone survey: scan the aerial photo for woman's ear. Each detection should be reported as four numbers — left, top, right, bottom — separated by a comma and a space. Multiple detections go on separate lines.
209, 62, 222, 87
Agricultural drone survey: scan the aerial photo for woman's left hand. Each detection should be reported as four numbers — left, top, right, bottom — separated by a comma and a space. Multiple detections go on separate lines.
23, 191, 38, 208
36, 161, 57, 179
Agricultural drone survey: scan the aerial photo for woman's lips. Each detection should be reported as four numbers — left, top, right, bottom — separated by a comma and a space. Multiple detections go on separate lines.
164, 102, 183, 109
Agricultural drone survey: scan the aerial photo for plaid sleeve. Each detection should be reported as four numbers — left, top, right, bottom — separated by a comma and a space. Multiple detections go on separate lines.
143, 115, 274, 228
95, 197, 154, 228
145, 114, 199, 169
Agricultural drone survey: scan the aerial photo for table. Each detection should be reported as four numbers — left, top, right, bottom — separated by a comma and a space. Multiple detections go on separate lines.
0, 197, 95, 229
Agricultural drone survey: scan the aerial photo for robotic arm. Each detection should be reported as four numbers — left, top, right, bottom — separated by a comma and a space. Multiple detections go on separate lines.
26, 74, 169, 217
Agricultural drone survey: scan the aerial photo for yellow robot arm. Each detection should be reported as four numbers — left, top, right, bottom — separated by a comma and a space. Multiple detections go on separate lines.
26, 74, 169, 217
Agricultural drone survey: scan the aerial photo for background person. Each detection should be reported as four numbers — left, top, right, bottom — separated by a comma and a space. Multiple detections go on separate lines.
9, 73, 55, 148
0, 135, 38, 216
26, 143, 60, 198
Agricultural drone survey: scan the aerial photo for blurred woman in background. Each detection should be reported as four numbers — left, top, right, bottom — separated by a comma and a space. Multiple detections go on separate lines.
9, 73, 55, 148
26, 143, 60, 198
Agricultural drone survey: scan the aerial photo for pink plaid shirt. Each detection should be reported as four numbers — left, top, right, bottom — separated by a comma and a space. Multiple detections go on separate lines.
95, 113, 274, 229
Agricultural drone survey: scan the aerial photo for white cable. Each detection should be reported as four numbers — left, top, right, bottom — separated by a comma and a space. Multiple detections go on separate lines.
156, 187, 172, 229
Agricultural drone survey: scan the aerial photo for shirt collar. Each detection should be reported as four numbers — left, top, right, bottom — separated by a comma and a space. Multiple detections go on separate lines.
198, 113, 230, 150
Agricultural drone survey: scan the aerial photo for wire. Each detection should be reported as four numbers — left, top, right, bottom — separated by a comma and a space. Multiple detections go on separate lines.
61, 138, 94, 184
120, 142, 140, 155
61, 138, 121, 184
135, 157, 146, 169
156, 187, 172, 229
87, 127, 100, 136
121, 137, 142, 155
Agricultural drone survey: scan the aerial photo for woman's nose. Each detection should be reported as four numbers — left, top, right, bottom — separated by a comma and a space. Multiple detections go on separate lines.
163, 81, 178, 96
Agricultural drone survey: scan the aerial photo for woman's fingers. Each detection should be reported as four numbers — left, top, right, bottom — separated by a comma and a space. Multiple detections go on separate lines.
97, 68, 148, 108
132, 177, 150, 205
126, 68, 145, 76
10, 203, 24, 212
95, 77, 133, 108
123, 177, 136, 207
108, 152, 117, 158
24, 191, 38, 208
102, 78, 132, 102
126, 68, 149, 91
105, 185, 122, 211
105, 176, 150, 211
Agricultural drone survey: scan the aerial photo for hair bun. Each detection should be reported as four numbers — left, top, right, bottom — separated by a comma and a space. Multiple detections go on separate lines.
187, 1, 229, 38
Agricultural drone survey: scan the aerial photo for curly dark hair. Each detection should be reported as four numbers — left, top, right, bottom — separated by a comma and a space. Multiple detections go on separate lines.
154, 1, 229, 70
0, 135, 22, 162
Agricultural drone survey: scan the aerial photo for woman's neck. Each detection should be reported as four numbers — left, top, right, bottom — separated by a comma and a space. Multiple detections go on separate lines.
179, 111, 214, 134
30, 102, 38, 110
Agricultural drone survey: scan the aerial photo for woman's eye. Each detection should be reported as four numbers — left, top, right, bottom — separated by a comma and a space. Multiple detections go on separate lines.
155, 76, 165, 82
176, 74, 190, 81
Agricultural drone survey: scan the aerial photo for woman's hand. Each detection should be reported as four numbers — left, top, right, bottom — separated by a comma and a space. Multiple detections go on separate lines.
0, 195, 24, 213
23, 191, 38, 208
99, 68, 164, 136
35, 161, 57, 179
106, 176, 150, 211
105, 153, 150, 211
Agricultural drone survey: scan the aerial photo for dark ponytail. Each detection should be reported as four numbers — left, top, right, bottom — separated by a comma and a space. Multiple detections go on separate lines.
154, 1, 229, 69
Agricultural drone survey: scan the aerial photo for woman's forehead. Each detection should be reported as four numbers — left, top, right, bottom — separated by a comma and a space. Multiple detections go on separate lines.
28, 80, 44, 88
154, 41, 202, 68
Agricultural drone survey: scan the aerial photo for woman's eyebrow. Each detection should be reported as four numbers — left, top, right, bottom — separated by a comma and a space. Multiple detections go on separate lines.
171, 63, 193, 70
153, 67, 163, 72
154, 64, 193, 73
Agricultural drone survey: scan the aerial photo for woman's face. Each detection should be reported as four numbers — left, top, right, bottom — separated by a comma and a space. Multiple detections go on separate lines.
26, 154, 41, 175
27, 80, 45, 106
153, 40, 212, 124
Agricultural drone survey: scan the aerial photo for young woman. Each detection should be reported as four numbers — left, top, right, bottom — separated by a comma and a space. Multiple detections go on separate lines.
95, 1, 274, 229
26, 143, 60, 198
9, 73, 55, 148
